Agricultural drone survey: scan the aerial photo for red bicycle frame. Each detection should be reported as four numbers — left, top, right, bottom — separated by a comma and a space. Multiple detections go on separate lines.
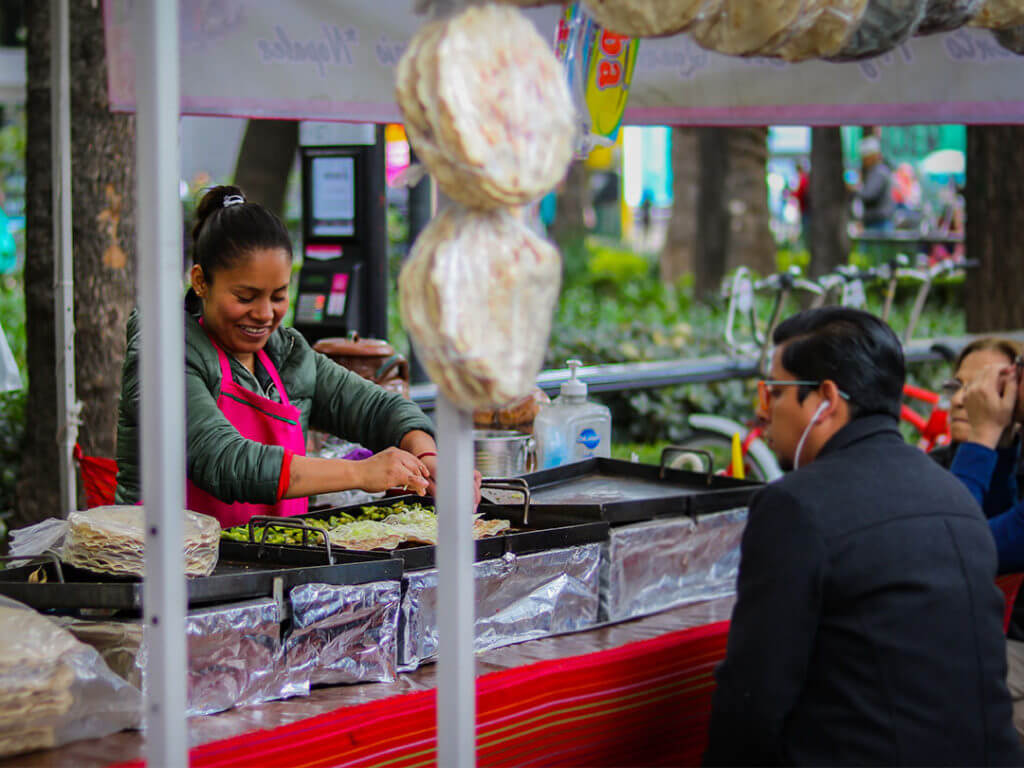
901, 383, 949, 452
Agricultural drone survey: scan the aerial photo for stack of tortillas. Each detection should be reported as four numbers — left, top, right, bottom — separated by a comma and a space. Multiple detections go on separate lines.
827, 0, 928, 59
970, 0, 1024, 26
399, 207, 561, 409
63, 506, 220, 578
917, 0, 985, 32
395, 5, 575, 209
0, 606, 79, 756
692, 0, 816, 57
580, 0, 706, 37
776, 0, 869, 60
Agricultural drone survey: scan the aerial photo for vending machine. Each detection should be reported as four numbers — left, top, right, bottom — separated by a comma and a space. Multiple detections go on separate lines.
293, 122, 388, 345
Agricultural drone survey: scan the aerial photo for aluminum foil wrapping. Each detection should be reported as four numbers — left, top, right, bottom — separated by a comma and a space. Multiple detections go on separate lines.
60, 598, 289, 717
600, 509, 748, 623
182, 598, 284, 716
283, 581, 401, 690
400, 544, 601, 670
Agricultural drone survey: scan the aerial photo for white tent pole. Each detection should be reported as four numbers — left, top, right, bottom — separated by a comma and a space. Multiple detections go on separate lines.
49, 0, 76, 518
134, 1, 187, 765
436, 394, 476, 767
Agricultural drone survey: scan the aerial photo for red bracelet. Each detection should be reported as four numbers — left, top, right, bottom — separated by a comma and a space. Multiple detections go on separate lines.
416, 451, 438, 460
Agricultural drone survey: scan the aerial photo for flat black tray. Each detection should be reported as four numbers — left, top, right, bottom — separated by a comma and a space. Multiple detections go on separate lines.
223, 497, 610, 572
503, 457, 761, 524
0, 552, 402, 614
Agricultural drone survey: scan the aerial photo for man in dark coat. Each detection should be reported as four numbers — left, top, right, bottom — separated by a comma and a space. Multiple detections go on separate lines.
704, 307, 1022, 766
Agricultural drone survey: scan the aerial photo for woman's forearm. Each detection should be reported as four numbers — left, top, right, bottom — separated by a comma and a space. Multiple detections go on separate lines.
282, 455, 361, 499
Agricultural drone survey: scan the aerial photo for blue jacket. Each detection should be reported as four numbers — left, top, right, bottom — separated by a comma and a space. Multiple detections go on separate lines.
951, 441, 1024, 574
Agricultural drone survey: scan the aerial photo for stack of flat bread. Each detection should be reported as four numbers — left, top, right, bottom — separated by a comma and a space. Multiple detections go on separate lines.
692, 0, 819, 57
399, 206, 561, 410
917, 0, 985, 32
580, 0, 707, 37
395, 5, 575, 209
970, 0, 1024, 27
63, 506, 220, 578
828, 0, 928, 59
0, 606, 81, 757
994, 22, 1024, 50
775, 0, 869, 60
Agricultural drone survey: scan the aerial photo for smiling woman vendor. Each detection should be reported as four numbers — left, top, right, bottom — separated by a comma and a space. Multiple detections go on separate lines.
115, 185, 456, 528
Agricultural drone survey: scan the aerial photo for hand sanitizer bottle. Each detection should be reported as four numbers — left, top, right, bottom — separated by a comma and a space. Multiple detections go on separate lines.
534, 360, 612, 468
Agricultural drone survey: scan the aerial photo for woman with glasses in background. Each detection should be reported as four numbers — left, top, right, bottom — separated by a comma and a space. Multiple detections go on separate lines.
932, 338, 1024, 519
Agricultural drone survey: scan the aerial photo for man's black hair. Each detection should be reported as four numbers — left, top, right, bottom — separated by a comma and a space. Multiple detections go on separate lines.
772, 307, 905, 420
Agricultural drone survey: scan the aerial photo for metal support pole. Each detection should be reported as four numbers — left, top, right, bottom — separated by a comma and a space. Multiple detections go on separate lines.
436, 394, 476, 767
50, 0, 76, 518
135, 2, 187, 765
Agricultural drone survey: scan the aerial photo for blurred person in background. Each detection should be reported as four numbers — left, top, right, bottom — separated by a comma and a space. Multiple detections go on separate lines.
852, 136, 894, 233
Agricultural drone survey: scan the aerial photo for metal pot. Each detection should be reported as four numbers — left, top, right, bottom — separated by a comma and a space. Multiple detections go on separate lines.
313, 332, 410, 399
473, 430, 535, 478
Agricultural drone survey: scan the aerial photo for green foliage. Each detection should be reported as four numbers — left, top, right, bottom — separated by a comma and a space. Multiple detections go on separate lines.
585, 238, 653, 287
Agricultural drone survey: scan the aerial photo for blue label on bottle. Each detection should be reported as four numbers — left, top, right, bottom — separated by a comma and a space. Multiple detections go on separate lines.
577, 428, 601, 450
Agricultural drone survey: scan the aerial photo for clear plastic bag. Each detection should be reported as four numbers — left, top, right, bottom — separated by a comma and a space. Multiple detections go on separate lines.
917, 0, 985, 33
394, 4, 576, 210
398, 206, 562, 410
693, 0, 822, 57
580, 0, 709, 37
970, 0, 1024, 28
776, 0, 870, 61
993, 22, 1024, 49
0, 595, 140, 759
828, 0, 929, 60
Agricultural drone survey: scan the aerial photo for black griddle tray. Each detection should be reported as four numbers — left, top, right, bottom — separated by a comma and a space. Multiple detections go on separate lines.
508, 457, 761, 524
0, 551, 402, 613
223, 496, 610, 572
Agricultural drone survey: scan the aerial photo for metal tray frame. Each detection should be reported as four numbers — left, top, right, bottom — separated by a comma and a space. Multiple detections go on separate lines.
510, 456, 760, 524
223, 491, 610, 572
0, 551, 402, 613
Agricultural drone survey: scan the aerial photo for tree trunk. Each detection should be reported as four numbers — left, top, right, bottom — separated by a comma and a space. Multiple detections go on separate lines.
550, 160, 589, 277
233, 119, 298, 218
18, 1, 136, 525
964, 125, 1024, 332
696, 128, 730, 299
660, 127, 699, 283
723, 127, 774, 276
808, 127, 850, 278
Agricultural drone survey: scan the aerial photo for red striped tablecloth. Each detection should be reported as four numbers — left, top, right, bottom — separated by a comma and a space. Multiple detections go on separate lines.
114, 619, 731, 768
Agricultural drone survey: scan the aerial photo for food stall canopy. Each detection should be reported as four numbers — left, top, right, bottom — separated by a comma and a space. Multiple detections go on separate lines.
103, 1, 1024, 127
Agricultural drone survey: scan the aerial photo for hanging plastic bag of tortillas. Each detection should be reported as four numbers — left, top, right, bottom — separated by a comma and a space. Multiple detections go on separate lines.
399, 206, 561, 411
828, 0, 929, 60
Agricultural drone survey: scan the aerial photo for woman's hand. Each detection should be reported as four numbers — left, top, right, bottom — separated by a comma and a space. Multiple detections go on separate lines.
965, 364, 1019, 450
359, 447, 430, 496
420, 453, 483, 507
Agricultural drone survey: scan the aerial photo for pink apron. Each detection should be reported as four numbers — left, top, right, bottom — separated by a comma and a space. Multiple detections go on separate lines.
187, 334, 308, 528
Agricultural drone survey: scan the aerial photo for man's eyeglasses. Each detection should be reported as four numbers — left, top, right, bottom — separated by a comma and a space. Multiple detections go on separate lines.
757, 379, 850, 412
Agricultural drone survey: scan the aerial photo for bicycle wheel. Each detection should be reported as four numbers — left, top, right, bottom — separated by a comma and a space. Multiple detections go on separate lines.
671, 429, 775, 483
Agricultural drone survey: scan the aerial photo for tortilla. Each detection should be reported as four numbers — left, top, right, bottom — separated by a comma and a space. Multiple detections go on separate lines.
917, 0, 984, 33
970, 0, 1024, 28
399, 206, 562, 410
776, 0, 870, 60
395, 5, 575, 209
994, 22, 1024, 50
829, 0, 929, 60
63, 505, 220, 578
581, 0, 705, 37
693, 0, 809, 56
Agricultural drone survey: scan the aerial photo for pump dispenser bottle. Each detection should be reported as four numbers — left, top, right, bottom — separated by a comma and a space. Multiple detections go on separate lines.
534, 360, 612, 469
